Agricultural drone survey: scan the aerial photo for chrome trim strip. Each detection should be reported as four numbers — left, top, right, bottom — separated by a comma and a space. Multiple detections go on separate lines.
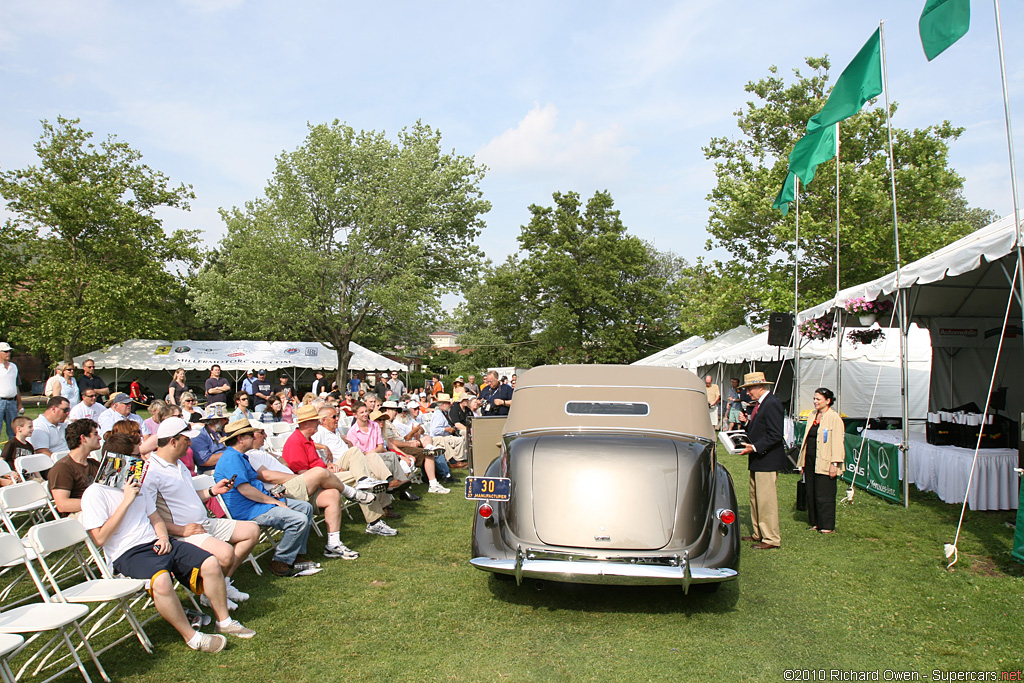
518, 384, 707, 393
503, 426, 713, 443
471, 557, 737, 587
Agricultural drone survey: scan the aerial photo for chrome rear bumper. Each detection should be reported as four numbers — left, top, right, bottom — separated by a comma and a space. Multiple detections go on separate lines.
471, 546, 737, 591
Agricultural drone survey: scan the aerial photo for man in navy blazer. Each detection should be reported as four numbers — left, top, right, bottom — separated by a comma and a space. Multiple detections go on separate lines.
737, 372, 786, 549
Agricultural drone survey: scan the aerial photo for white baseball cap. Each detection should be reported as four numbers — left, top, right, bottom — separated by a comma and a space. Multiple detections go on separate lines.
156, 416, 202, 440
405, 400, 420, 412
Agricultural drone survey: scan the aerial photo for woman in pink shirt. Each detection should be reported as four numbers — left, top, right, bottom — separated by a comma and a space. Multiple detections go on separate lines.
345, 403, 383, 454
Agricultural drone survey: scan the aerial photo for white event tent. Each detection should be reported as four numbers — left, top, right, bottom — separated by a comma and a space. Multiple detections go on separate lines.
75, 339, 406, 389
631, 335, 705, 367
694, 325, 932, 421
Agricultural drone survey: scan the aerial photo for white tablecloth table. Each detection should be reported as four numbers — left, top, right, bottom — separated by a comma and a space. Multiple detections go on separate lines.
860, 430, 1019, 511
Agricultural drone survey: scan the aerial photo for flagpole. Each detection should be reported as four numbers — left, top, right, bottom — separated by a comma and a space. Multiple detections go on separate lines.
992, 0, 1024, 340
794, 176, 801, 416
835, 122, 842, 413
879, 20, 910, 508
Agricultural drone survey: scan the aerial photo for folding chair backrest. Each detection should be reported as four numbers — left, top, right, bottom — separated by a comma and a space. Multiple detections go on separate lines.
15, 454, 54, 476
191, 474, 216, 492
25, 518, 89, 556
0, 461, 17, 482
50, 450, 70, 463
0, 481, 50, 511
272, 422, 293, 435
0, 533, 26, 565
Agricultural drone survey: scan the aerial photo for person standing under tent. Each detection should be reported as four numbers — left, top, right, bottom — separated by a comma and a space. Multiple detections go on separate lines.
737, 372, 785, 550
796, 388, 845, 534
704, 375, 720, 431
726, 378, 742, 430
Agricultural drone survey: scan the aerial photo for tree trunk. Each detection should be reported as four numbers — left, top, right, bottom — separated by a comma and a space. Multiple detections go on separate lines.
335, 337, 354, 384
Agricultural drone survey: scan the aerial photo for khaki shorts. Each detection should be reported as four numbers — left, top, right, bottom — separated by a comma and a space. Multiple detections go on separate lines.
179, 517, 237, 547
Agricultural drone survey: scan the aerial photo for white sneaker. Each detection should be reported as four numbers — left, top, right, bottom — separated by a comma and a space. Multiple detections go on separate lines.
346, 488, 376, 504
428, 482, 450, 494
200, 594, 238, 612
365, 520, 398, 536
190, 632, 227, 653
216, 619, 256, 639
323, 543, 359, 560
356, 476, 388, 494
225, 578, 249, 602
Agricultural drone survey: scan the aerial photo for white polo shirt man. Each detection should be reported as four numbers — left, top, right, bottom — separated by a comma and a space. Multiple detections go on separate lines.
30, 400, 69, 455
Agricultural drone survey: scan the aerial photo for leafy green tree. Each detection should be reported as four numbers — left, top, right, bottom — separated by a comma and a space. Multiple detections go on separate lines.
448, 256, 541, 369
686, 57, 996, 331
0, 117, 198, 362
191, 120, 490, 379
517, 190, 678, 364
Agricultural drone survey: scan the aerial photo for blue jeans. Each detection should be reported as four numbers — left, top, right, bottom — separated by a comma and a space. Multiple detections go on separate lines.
434, 452, 451, 479
0, 398, 17, 442
251, 498, 312, 566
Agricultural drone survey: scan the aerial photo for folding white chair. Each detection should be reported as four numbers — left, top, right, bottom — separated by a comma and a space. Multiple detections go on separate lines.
0, 533, 110, 683
192, 475, 267, 576
209, 485, 281, 576
0, 633, 24, 683
25, 519, 153, 656
14, 454, 53, 488
0, 462, 19, 486
0, 481, 60, 536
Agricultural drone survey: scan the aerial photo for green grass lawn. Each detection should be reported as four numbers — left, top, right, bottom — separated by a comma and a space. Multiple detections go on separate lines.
9, 444, 1024, 683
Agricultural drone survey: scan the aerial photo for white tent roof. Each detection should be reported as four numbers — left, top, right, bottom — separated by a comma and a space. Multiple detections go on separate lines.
74, 339, 407, 372
799, 212, 1021, 323
679, 326, 756, 370
707, 325, 931, 366
631, 335, 706, 367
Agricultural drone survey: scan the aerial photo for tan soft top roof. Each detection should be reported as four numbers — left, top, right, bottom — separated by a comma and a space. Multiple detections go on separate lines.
503, 365, 713, 440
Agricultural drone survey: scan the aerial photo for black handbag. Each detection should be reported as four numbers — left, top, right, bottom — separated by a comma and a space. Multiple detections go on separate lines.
795, 479, 807, 511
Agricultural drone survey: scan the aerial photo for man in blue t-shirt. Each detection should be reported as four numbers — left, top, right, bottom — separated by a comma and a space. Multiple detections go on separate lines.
214, 421, 314, 577
478, 371, 513, 416
251, 370, 273, 416
347, 374, 360, 395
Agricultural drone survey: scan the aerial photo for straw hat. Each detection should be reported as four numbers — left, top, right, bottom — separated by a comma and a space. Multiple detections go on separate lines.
293, 404, 320, 424
201, 403, 229, 421
433, 393, 452, 406
738, 372, 774, 389
220, 418, 260, 443
369, 409, 386, 422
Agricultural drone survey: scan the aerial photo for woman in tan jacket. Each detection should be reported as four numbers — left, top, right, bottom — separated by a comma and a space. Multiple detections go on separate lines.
797, 387, 844, 533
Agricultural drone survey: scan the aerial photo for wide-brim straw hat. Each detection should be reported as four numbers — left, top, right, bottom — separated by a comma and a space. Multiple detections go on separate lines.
432, 393, 452, 406
220, 418, 261, 443
293, 404, 320, 424
738, 371, 774, 389
369, 409, 386, 422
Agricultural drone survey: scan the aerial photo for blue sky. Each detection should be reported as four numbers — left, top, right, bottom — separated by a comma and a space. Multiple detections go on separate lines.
1, 1, 1021, 282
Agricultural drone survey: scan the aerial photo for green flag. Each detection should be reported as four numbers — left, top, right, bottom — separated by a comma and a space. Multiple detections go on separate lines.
807, 29, 882, 133
789, 125, 837, 186
919, 0, 970, 61
772, 172, 797, 216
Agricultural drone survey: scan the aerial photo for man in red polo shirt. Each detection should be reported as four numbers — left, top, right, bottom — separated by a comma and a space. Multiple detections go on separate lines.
281, 405, 397, 540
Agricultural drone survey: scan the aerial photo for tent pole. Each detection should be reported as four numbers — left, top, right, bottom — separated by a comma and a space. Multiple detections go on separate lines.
880, 21, 910, 508
992, 0, 1024, 350
834, 122, 842, 416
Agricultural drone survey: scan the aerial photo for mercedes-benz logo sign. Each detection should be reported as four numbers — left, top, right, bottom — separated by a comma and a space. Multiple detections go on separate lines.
877, 449, 890, 480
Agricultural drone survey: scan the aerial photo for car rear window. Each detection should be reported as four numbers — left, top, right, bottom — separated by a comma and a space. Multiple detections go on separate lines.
564, 401, 650, 416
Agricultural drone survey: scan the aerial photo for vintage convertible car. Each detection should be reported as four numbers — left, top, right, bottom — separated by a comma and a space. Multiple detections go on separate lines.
469, 364, 739, 592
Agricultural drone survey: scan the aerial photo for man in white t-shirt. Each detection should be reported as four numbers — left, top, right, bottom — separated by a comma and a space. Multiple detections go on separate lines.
69, 388, 105, 422
0, 342, 21, 442
29, 396, 70, 456
143, 418, 258, 607
81, 461, 255, 652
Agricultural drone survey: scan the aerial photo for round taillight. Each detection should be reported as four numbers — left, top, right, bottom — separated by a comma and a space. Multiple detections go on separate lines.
478, 503, 493, 519
718, 509, 735, 525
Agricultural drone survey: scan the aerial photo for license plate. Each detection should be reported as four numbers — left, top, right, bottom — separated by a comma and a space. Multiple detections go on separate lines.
465, 476, 511, 501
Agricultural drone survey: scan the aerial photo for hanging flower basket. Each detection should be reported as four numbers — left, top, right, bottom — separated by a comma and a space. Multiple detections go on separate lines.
844, 296, 893, 325
847, 327, 885, 346
799, 316, 835, 342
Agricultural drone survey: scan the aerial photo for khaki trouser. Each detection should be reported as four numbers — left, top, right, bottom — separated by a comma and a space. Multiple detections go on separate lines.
749, 471, 780, 546
432, 435, 466, 462
336, 447, 392, 522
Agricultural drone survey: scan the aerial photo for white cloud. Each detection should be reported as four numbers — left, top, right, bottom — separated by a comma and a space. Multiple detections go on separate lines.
477, 103, 637, 183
